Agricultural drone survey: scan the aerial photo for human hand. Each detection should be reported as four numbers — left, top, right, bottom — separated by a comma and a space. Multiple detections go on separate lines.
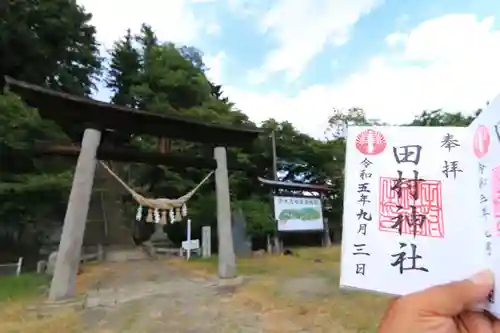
377, 270, 496, 333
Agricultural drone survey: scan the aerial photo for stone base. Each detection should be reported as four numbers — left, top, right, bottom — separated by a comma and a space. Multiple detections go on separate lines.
217, 275, 245, 286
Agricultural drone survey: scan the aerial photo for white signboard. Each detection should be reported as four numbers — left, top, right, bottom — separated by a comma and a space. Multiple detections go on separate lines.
465, 95, 500, 317
340, 126, 487, 298
274, 196, 323, 231
182, 239, 200, 250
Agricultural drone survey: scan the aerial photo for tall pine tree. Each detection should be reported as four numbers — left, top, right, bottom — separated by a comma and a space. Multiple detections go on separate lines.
106, 29, 141, 108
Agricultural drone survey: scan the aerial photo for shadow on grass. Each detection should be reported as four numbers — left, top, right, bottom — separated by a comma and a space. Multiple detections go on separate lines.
0, 274, 49, 302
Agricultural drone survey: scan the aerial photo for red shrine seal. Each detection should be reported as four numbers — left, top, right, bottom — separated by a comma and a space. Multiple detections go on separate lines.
355, 129, 386, 156
473, 125, 490, 159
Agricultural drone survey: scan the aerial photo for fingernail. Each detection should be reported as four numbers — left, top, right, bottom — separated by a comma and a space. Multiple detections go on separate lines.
469, 270, 494, 286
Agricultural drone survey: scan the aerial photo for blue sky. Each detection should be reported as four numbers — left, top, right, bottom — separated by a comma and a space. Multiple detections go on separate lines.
81, 0, 500, 138
200, 0, 498, 91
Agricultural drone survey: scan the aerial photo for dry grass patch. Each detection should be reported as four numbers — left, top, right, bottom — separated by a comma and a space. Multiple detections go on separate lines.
0, 263, 111, 333
76, 263, 115, 293
0, 305, 81, 333
175, 247, 389, 333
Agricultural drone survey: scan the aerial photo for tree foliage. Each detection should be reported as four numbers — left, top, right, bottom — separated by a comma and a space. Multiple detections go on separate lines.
0, 0, 101, 257
408, 109, 479, 127
0, 0, 102, 95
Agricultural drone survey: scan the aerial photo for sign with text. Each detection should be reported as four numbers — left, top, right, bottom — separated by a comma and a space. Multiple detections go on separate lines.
182, 239, 200, 250
274, 196, 323, 231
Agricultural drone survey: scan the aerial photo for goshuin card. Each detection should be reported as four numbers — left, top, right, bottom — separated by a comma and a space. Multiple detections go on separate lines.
340, 124, 490, 305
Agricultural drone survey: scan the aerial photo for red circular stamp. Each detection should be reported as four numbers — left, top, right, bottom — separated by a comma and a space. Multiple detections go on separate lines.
355, 129, 387, 156
473, 125, 490, 159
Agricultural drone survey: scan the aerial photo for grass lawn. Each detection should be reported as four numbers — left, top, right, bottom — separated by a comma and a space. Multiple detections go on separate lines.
173, 246, 390, 333
0, 274, 48, 301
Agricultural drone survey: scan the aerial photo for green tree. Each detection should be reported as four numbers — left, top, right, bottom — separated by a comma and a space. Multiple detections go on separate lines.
132, 44, 212, 113
209, 83, 229, 103
104, 26, 265, 243
408, 109, 478, 127
106, 29, 141, 108
0, 93, 72, 255
0, 0, 102, 96
235, 198, 274, 237
0, 0, 103, 257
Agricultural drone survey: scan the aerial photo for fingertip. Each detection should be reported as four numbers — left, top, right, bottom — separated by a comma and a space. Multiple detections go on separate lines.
469, 270, 494, 288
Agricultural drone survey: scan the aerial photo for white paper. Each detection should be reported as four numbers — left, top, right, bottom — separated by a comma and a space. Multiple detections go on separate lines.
466, 95, 500, 317
340, 126, 488, 296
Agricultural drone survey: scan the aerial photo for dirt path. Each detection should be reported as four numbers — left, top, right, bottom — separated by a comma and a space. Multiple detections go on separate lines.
80, 261, 264, 333
5, 248, 384, 333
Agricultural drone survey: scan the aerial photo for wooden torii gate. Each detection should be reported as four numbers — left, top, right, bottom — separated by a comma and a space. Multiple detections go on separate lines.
4, 76, 263, 301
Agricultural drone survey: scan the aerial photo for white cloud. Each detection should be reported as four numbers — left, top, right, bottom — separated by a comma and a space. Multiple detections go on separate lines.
226, 0, 269, 18
248, 0, 384, 83
334, 14, 500, 122
385, 32, 407, 47
225, 85, 335, 139
220, 14, 500, 139
77, 0, 218, 48
204, 51, 227, 83
205, 22, 222, 36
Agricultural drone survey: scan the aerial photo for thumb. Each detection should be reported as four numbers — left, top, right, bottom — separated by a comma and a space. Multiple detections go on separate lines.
411, 270, 494, 316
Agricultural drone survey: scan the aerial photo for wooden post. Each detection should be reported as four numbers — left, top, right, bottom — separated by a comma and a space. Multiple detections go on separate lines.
273, 233, 281, 253
49, 128, 101, 301
322, 217, 332, 247
321, 193, 332, 247
266, 234, 272, 253
214, 146, 237, 278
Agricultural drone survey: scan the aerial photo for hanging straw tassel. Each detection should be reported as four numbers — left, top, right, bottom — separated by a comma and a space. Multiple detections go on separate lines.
181, 203, 187, 217
146, 208, 153, 223
169, 209, 175, 223
160, 210, 167, 224
175, 208, 182, 222
153, 209, 160, 223
135, 205, 143, 221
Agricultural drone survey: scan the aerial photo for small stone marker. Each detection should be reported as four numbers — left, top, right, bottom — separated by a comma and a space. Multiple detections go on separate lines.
202, 226, 211, 258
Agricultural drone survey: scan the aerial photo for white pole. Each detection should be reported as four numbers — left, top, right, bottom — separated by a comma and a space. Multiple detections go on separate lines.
186, 218, 192, 260
16, 257, 23, 276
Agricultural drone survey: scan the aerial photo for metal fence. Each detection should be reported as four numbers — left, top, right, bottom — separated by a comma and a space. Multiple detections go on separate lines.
0, 257, 23, 277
